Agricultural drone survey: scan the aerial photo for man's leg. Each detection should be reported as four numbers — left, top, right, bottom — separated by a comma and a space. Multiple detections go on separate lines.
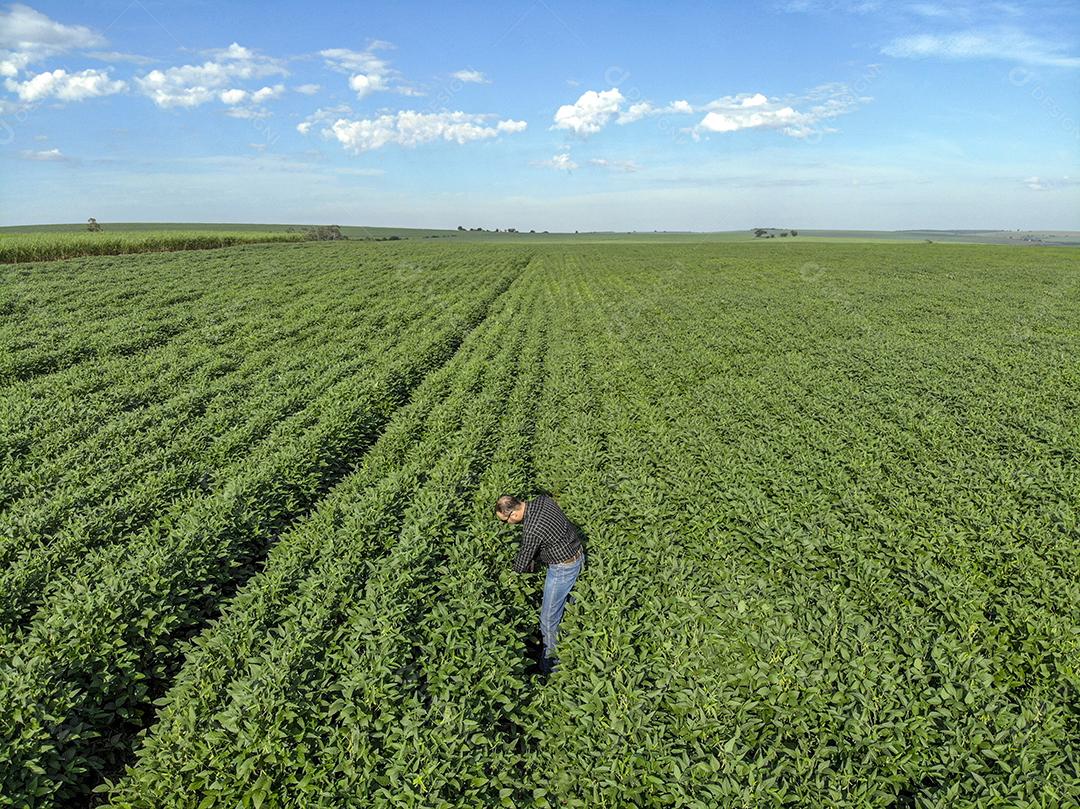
566, 550, 584, 606
539, 556, 583, 673
539, 564, 560, 673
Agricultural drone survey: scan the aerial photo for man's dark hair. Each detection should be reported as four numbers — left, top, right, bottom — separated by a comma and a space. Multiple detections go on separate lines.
494, 494, 524, 517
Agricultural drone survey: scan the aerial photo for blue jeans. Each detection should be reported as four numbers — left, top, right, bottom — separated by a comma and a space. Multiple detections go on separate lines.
539, 552, 584, 673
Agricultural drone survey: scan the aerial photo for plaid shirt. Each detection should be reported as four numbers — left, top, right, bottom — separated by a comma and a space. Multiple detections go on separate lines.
511, 494, 583, 573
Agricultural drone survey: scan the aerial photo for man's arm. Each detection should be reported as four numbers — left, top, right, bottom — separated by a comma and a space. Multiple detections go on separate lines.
512, 527, 541, 573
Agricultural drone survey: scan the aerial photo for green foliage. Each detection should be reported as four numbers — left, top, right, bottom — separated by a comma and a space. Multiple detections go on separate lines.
0, 243, 530, 804
0, 230, 304, 263
0, 241, 1077, 806
302, 225, 347, 241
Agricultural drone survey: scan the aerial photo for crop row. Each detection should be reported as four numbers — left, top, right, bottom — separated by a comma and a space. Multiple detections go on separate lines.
0, 256, 505, 633
1, 297, 367, 514
0, 241, 417, 400
527, 245, 1079, 806
0, 250, 532, 804
1, 245, 283, 384
0, 246, 475, 509
105, 263, 549, 806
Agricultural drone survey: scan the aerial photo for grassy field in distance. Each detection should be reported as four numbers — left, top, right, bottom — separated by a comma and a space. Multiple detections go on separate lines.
3, 222, 1077, 247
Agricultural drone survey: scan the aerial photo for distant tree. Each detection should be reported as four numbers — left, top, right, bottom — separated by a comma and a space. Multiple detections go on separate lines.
457, 225, 465, 231
304, 224, 346, 241
529, 229, 536, 233
87, 217, 102, 232
790, 230, 798, 237
779, 231, 788, 237
507, 228, 517, 233
752, 228, 767, 238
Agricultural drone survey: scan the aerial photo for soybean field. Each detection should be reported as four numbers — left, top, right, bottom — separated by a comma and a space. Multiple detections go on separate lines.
0, 239, 1077, 808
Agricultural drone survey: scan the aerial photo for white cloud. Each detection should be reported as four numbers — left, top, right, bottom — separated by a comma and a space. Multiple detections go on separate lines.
296, 103, 354, 136
616, 98, 694, 124
134, 42, 287, 108
206, 42, 255, 61
0, 51, 28, 77
320, 45, 391, 74
695, 93, 795, 134
348, 72, 385, 98
556, 88, 783, 134
716, 93, 768, 109
452, 69, 489, 84
5, 67, 126, 102
217, 83, 284, 117
883, 28, 1080, 67
589, 157, 639, 172
694, 88, 862, 139
698, 106, 798, 133
20, 146, 67, 161
136, 74, 214, 108
219, 88, 247, 104
327, 110, 527, 154
616, 101, 655, 125
554, 84, 864, 141
251, 83, 284, 103
0, 3, 105, 77
0, 3, 103, 49
320, 44, 418, 99
536, 152, 577, 171
294, 83, 320, 95
552, 88, 624, 135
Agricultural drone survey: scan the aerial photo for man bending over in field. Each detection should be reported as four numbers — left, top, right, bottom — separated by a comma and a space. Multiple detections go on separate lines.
495, 493, 584, 675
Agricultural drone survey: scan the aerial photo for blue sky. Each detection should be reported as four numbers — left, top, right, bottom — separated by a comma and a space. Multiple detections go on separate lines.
0, 0, 1077, 229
